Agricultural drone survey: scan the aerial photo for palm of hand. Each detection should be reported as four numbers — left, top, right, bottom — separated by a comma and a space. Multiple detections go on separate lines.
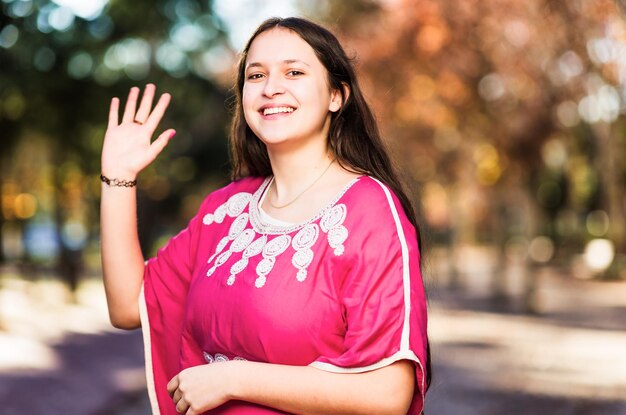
101, 84, 175, 179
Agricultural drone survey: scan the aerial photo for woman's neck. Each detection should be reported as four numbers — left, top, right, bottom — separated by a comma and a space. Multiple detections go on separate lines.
267, 141, 335, 200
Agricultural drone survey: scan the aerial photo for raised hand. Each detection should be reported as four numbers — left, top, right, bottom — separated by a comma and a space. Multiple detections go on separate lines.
101, 84, 175, 180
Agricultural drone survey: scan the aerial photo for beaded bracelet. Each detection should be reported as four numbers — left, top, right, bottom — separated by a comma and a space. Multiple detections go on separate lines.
100, 174, 137, 188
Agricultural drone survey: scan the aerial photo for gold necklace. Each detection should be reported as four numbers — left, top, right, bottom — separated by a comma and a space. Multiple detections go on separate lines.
268, 159, 335, 209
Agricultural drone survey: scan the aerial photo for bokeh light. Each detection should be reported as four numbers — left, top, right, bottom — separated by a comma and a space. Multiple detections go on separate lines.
586, 210, 610, 237
67, 51, 94, 79
13, 193, 37, 219
528, 236, 555, 263
584, 238, 615, 271
0, 24, 19, 48
156, 42, 189, 77
541, 137, 568, 169
555, 101, 580, 127
61, 220, 88, 250
103, 38, 151, 79
51, 0, 108, 20
7, 0, 34, 18
48, 6, 75, 31
478, 73, 506, 101
578, 84, 620, 123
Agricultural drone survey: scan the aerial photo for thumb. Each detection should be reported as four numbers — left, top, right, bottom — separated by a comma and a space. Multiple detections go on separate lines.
149, 129, 176, 159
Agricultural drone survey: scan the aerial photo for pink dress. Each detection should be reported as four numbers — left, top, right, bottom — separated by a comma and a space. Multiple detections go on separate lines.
140, 175, 429, 414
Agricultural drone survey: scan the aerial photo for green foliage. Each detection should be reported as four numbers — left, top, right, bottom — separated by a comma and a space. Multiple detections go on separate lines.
1, 0, 232, 265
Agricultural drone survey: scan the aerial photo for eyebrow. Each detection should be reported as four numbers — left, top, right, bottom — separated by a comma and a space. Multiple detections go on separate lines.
246, 59, 312, 70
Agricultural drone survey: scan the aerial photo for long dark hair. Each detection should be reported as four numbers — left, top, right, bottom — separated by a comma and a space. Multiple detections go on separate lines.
229, 16, 431, 390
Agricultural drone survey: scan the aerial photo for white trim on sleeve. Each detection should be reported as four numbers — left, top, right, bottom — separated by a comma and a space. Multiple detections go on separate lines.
309, 349, 420, 373
139, 285, 161, 415
368, 178, 426, 408
370, 178, 412, 350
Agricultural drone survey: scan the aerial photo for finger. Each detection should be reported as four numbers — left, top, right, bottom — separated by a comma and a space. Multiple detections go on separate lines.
122, 87, 140, 123
145, 93, 171, 130
167, 375, 179, 397
176, 397, 189, 414
172, 389, 182, 403
108, 97, 119, 128
149, 129, 176, 160
135, 83, 156, 123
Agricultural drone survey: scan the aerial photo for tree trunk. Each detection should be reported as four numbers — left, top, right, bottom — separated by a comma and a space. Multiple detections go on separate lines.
593, 122, 625, 265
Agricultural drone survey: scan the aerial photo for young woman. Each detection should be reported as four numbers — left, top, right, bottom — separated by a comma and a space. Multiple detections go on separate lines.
101, 17, 430, 415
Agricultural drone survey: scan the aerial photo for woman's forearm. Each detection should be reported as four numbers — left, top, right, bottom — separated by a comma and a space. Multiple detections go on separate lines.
228, 360, 415, 415
100, 182, 144, 329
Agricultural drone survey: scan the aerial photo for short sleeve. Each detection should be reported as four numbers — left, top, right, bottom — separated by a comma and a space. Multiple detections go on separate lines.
310, 178, 429, 414
140, 196, 209, 414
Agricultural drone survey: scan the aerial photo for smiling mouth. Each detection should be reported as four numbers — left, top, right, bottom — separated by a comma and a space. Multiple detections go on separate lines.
262, 106, 296, 116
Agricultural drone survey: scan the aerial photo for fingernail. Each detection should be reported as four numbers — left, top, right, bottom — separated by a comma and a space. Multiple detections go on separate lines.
169, 131, 176, 138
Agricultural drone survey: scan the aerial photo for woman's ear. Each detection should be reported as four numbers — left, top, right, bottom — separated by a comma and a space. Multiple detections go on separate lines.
329, 82, 350, 113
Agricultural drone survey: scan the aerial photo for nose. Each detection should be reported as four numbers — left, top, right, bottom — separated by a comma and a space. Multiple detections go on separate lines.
262, 73, 285, 97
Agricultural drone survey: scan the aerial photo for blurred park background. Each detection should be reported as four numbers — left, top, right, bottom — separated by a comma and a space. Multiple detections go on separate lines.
1, 0, 626, 413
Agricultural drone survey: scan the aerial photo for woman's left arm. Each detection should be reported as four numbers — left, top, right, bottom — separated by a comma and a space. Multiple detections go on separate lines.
167, 359, 415, 415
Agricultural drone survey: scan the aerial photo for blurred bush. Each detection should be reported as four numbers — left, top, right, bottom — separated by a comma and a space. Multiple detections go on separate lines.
316, 0, 626, 285
0, 0, 234, 289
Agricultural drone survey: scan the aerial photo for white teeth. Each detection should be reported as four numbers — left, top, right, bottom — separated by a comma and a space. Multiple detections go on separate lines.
263, 106, 295, 115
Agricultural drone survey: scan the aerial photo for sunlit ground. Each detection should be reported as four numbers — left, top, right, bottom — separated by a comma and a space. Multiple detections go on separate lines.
0, 268, 114, 373
430, 309, 626, 400
0, 266, 147, 414
425, 245, 626, 413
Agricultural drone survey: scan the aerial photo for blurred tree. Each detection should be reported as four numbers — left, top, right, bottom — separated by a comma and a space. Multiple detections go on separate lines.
1, 0, 233, 290
314, 0, 626, 303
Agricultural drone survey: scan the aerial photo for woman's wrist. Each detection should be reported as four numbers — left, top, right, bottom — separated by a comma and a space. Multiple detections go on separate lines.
100, 174, 138, 188
224, 360, 246, 401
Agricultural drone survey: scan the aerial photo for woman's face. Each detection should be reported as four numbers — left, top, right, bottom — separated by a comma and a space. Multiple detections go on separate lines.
242, 28, 342, 149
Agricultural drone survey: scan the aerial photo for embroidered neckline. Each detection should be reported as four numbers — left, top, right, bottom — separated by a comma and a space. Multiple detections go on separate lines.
202, 176, 360, 287
248, 176, 362, 235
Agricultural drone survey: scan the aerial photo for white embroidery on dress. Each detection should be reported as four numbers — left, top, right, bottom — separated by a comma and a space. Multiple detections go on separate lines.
231, 228, 255, 252
207, 236, 229, 266
227, 234, 268, 285
228, 213, 249, 239
225, 229, 255, 284
204, 352, 247, 364
320, 204, 348, 255
214, 204, 227, 224
227, 193, 252, 217
291, 224, 319, 282
203, 192, 253, 226
255, 234, 291, 287
328, 225, 348, 255
204, 178, 359, 286
206, 214, 250, 277
320, 204, 346, 232
244, 234, 267, 257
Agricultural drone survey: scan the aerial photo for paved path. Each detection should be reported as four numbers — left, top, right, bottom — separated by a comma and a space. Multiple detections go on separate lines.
1, 261, 625, 414
0, 275, 147, 415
